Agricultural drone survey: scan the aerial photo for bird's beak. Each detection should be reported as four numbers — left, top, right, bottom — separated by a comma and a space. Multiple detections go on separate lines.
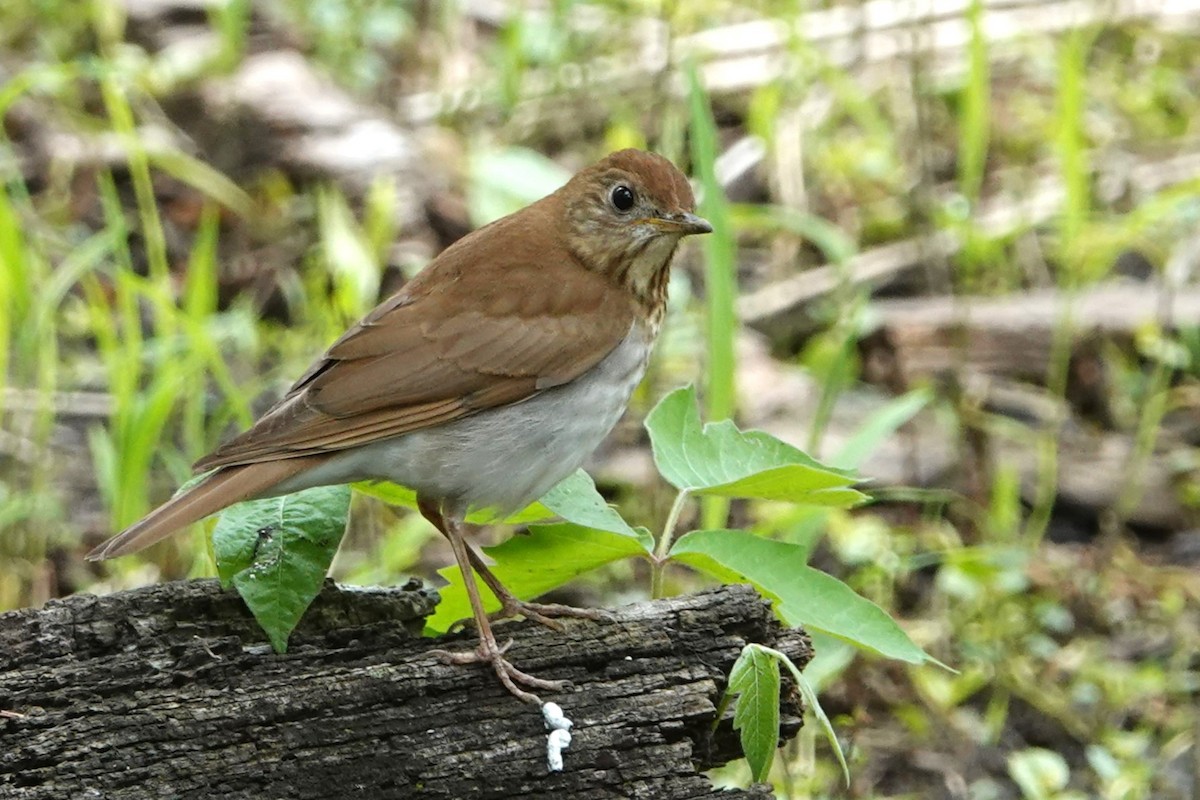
645, 212, 713, 236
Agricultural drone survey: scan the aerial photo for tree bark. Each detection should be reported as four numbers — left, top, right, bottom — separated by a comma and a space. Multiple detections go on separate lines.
0, 581, 809, 799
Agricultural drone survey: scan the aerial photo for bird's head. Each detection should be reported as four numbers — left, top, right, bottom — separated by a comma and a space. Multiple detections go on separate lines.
560, 149, 712, 311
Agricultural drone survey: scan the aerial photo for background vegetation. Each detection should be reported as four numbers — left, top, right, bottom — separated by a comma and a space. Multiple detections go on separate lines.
2, 0, 1199, 797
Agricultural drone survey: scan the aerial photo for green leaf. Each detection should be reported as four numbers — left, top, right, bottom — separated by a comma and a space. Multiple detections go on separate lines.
723, 643, 850, 787
757, 644, 850, 786
354, 469, 638, 534
537, 470, 641, 538
687, 63, 738, 532
354, 479, 554, 526
211, 486, 351, 652
426, 522, 651, 634
149, 148, 255, 220
670, 530, 931, 664
355, 470, 647, 634
730, 203, 856, 266
644, 386, 866, 505
1008, 747, 1072, 798
317, 187, 380, 317
726, 643, 781, 782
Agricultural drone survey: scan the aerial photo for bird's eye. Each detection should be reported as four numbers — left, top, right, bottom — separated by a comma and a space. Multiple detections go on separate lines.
610, 185, 636, 212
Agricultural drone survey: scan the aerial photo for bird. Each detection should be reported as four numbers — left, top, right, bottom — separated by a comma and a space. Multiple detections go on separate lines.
86, 148, 713, 703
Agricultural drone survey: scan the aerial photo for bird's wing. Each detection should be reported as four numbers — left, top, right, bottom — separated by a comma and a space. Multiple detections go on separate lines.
195, 242, 636, 470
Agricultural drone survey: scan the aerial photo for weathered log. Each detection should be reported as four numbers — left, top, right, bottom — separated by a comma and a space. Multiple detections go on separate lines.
735, 334, 1198, 534
969, 375, 1199, 534
739, 234, 954, 344
0, 581, 809, 798
738, 148, 1200, 345
859, 284, 1200, 387
736, 169, 1068, 344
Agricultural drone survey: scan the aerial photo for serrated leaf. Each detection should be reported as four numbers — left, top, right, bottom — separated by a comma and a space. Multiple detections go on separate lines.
644, 386, 866, 505
211, 485, 351, 652
425, 522, 651, 634
670, 530, 930, 664
726, 643, 781, 782
758, 644, 850, 786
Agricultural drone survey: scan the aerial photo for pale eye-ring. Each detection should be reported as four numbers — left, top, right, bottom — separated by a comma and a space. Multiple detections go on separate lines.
610, 185, 636, 212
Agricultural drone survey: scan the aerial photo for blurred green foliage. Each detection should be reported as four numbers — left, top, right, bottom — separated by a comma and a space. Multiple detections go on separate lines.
1, 0, 1198, 796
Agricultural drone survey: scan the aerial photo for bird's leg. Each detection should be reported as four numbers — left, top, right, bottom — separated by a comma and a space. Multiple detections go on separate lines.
418, 497, 569, 704
417, 498, 612, 631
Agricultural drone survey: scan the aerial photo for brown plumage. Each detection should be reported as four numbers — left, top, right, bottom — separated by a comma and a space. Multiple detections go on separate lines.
193, 255, 634, 466
87, 148, 711, 703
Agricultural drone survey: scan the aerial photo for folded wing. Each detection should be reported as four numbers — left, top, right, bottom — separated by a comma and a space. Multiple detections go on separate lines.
196, 236, 635, 471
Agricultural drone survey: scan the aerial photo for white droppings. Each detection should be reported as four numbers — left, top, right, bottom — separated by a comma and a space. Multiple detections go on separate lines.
542, 702, 573, 731
546, 729, 572, 772
542, 701, 574, 772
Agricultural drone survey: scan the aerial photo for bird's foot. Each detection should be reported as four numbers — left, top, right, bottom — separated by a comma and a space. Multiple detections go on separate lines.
497, 598, 615, 631
428, 636, 571, 705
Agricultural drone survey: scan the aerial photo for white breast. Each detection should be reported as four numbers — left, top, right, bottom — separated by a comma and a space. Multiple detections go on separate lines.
272, 323, 654, 517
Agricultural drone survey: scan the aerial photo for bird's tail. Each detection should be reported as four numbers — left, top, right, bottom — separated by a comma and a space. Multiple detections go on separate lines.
85, 457, 320, 560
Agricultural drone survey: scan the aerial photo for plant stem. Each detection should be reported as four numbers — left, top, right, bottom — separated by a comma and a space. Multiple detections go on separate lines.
650, 490, 690, 599
1024, 299, 1075, 544
687, 63, 737, 534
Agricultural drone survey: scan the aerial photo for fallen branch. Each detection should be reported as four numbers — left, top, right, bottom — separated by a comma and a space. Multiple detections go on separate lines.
860, 283, 1200, 385
738, 146, 1200, 343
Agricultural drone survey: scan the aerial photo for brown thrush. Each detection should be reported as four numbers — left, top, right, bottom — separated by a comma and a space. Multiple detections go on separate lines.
87, 148, 713, 702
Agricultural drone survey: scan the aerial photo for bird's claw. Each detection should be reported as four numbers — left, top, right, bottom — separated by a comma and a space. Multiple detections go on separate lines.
498, 599, 615, 629
428, 638, 572, 705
